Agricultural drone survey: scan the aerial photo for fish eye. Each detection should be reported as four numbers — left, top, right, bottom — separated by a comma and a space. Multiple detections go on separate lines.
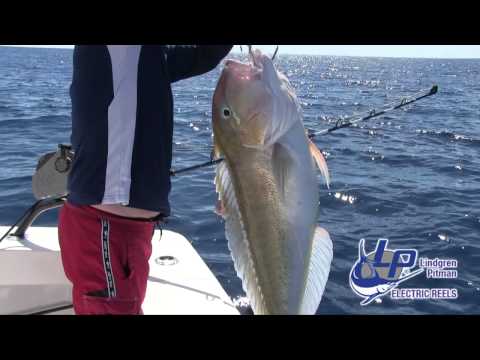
223, 108, 231, 118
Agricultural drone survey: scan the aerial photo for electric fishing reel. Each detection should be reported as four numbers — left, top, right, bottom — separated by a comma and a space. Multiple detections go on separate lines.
32, 144, 74, 200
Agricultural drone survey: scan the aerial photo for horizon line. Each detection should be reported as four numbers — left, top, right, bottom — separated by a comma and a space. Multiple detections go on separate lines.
1, 45, 480, 60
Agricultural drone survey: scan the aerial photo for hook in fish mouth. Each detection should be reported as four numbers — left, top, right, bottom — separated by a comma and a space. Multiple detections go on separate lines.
247, 45, 258, 67
245, 45, 279, 66
271, 46, 279, 61
242, 45, 279, 67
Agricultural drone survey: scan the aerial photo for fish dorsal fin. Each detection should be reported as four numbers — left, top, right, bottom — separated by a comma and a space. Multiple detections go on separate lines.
299, 226, 333, 315
308, 138, 330, 188
214, 161, 267, 314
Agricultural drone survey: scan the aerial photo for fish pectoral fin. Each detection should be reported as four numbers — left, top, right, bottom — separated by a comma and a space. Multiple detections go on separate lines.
300, 226, 333, 315
308, 138, 330, 188
215, 199, 225, 217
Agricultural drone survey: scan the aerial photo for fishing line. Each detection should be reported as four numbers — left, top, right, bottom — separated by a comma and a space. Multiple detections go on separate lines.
170, 85, 438, 176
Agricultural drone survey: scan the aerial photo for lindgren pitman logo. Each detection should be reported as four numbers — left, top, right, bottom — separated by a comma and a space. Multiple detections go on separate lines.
349, 239, 458, 305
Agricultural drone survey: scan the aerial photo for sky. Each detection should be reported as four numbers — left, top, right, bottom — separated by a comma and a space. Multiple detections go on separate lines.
2, 45, 480, 59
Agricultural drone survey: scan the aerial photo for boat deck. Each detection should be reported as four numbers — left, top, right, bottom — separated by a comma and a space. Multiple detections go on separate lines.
0, 227, 239, 315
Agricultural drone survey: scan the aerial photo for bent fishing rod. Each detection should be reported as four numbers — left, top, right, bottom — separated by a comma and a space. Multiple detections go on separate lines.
170, 84, 438, 176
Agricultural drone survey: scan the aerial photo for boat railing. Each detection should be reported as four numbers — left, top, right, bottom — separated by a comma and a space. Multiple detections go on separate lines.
12, 197, 66, 238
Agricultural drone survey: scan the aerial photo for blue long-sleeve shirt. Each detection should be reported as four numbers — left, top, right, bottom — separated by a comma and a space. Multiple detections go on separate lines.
68, 45, 233, 216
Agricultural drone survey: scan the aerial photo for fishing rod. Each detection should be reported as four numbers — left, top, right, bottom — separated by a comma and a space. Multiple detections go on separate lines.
308, 84, 438, 138
170, 84, 438, 176
0, 87, 438, 242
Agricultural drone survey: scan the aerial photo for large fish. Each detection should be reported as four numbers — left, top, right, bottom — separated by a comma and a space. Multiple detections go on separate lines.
212, 49, 333, 315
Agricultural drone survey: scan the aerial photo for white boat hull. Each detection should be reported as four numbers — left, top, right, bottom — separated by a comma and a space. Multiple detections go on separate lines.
0, 226, 239, 315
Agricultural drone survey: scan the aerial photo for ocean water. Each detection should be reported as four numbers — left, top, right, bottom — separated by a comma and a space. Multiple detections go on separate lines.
0, 46, 478, 315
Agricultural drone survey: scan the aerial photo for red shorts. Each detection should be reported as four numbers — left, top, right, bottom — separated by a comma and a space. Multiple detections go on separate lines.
58, 202, 156, 315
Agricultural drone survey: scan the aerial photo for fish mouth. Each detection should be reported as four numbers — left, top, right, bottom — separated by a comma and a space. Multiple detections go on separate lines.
223, 59, 261, 82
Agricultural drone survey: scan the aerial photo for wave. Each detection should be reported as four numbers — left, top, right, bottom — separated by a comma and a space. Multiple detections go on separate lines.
416, 129, 480, 145
0, 115, 69, 128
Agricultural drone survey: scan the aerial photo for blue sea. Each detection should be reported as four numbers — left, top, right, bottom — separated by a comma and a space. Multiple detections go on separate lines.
0, 46, 478, 315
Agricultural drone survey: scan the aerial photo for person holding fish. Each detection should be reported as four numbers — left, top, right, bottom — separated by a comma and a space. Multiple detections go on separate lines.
58, 45, 233, 315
